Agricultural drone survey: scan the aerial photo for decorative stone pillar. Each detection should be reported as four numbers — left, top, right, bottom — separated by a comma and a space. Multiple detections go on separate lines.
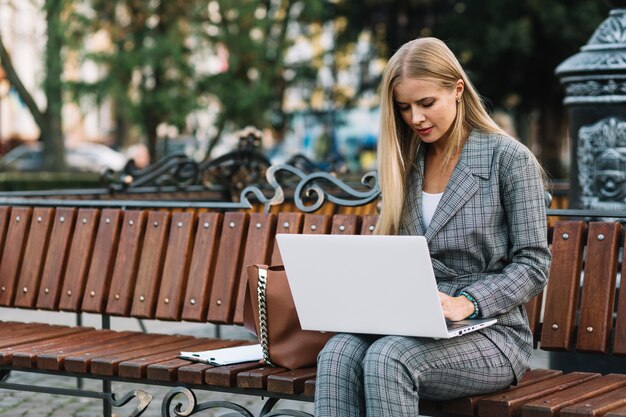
556, 6, 626, 210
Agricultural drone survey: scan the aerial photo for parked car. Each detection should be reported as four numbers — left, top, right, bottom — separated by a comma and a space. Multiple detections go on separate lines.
0, 142, 128, 173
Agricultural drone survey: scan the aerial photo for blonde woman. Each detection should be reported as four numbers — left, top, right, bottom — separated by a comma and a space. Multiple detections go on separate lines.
315, 37, 551, 416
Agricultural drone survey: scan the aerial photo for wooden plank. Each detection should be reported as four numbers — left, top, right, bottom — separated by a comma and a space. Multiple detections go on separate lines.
521, 374, 626, 417
560, 385, 626, 417
304, 379, 315, 397
613, 228, 626, 355
181, 212, 222, 322
0, 206, 12, 260
58, 209, 100, 312
267, 368, 318, 394
270, 212, 303, 264
607, 405, 626, 417
525, 292, 543, 341
540, 221, 586, 351
207, 212, 249, 324
237, 366, 289, 389
8, 328, 100, 367
302, 214, 331, 235
155, 212, 196, 321
477, 372, 600, 417
105, 211, 147, 317
360, 215, 378, 235
14, 208, 54, 309
81, 209, 123, 313
36, 208, 77, 311
577, 222, 620, 353
177, 362, 214, 384
204, 362, 264, 387
232, 213, 276, 325
130, 211, 171, 319
442, 369, 563, 416
330, 214, 361, 235
0, 207, 33, 306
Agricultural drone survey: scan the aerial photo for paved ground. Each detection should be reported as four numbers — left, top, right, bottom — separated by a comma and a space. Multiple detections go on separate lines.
0, 308, 549, 416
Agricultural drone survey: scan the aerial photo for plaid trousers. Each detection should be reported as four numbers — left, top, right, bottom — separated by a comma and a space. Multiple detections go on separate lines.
315, 332, 515, 417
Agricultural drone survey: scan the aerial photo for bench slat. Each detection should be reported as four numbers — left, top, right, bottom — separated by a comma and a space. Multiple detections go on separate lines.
521, 374, 626, 417
0, 324, 84, 349
540, 221, 586, 351
177, 362, 215, 384
270, 212, 304, 264
331, 214, 361, 235
181, 212, 222, 322
59, 209, 100, 311
302, 214, 332, 235
0, 207, 33, 306
525, 292, 543, 341
7, 328, 99, 367
576, 222, 620, 354
131, 211, 171, 319
607, 405, 626, 417
233, 213, 276, 325
14, 208, 54, 308
267, 367, 318, 394
105, 210, 147, 317
82, 209, 123, 313
204, 361, 265, 387
560, 385, 626, 417
237, 366, 289, 389
360, 215, 378, 235
613, 229, 626, 355
0, 206, 12, 262
477, 372, 600, 417
207, 212, 249, 324
36, 208, 77, 310
156, 212, 196, 321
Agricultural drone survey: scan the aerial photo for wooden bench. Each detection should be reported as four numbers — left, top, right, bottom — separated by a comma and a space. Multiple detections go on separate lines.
1, 165, 626, 417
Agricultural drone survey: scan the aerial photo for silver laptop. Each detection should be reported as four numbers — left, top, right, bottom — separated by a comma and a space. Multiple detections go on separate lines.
275, 234, 496, 339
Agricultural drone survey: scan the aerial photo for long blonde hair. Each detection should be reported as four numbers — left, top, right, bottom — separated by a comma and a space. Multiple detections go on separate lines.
376, 37, 505, 235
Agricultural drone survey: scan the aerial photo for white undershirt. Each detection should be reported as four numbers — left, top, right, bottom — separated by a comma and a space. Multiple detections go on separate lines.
422, 191, 444, 230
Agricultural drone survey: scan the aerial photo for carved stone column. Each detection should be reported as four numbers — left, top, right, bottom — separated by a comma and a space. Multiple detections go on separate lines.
556, 6, 626, 209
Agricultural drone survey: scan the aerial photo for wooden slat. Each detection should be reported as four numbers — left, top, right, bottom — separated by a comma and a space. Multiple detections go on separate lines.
0, 206, 12, 259
442, 369, 564, 416
207, 212, 249, 324
36, 208, 77, 310
560, 385, 626, 417
181, 212, 222, 322
155, 212, 196, 321
177, 363, 214, 384
302, 214, 331, 235
360, 215, 378, 235
613, 228, 626, 355
0, 207, 33, 306
608, 405, 626, 417
525, 292, 543, 340
204, 361, 264, 387
330, 214, 361, 235
0, 325, 83, 349
267, 368, 318, 394
82, 209, 123, 313
237, 366, 288, 389
521, 374, 626, 417
105, 211, 147, 317
540, 221, 586, 351
130, 211, 171, 319
7, 328, 99, 367
304, 379, 315, 397
576, 222, 620, 353
14, 208, 54, 309
477, 372, 600, 417
270, 212, 304, 264
232, 213, 276, 325
58, 209, 100, 312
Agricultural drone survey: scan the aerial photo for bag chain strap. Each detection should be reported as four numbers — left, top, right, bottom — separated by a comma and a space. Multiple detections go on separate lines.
257, 268, 275, 366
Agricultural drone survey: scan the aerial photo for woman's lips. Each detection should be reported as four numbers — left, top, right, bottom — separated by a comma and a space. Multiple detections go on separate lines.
417, 127, 433, 135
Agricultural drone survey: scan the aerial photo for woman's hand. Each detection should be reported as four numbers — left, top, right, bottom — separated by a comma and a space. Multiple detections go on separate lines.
438, 292, 475, 321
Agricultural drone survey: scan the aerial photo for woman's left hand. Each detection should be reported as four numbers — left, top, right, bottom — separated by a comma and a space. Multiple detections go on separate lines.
438, 292, 476, 321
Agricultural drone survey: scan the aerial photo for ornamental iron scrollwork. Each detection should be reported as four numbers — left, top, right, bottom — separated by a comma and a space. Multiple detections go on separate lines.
577, 117, 626, 210
260, 398, 313, 417
161, 387, 254, 417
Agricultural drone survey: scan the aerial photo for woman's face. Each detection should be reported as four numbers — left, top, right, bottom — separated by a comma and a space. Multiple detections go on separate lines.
393, 77, 463, 147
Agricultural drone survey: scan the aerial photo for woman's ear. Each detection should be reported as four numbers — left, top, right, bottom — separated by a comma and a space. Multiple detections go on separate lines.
455, 79, 465, 100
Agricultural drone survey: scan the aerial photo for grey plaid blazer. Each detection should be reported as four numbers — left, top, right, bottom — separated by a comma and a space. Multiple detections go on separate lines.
398, 129, 551, 382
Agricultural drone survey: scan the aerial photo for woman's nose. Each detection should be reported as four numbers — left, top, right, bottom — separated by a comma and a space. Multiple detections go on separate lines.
411, 109, 426, 124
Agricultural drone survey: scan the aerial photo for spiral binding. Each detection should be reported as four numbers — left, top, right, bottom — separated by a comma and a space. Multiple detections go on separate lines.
256, 268, 275, 366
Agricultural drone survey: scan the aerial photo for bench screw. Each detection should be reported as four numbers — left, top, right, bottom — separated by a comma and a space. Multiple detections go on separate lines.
37, 217, 42, 223
115, 294, 120, 300
597, 234, 605, 241
0, 286, 4, 292
82, 218, 87, 224
129, 220, 134, 226
164, 298, 170, 304
60, 217, 65, 223
562, 233, 569, 240
15, 216, 20, 222
203, 222, 210, 229
217, 299, 222, 306
105, 218, 111, 224
139, 295, 145, 302
22, 287, 27, 293
229, 222, 236, 228
339, 225, 346, 232
586, 326, 594, 333
44, 288, 49, 294
552, 323, 559, 330
190, 298, 196, 305
283, 222, 289, 228
90, 291, 95, 297
311, 225, 317, 231
177, 222, 183, 228
67, 290, 72, 296
369, 225, 376, 232
154, 221, 159, 227
256, 223, 262, 229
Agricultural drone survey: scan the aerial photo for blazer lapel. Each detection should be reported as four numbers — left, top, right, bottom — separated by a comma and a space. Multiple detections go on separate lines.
401, 146, 427, 236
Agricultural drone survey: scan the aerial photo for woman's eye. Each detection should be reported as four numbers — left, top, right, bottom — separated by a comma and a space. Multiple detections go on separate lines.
422, 101, 434, 108
398, 105, 410, 112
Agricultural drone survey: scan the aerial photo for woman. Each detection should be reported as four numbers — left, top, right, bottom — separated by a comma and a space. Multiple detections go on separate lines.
315, 37, 551, 416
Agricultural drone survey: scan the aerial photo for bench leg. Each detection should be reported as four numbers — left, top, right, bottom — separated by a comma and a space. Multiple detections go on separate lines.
260, 398, 313, 417
161, 386, 254, 417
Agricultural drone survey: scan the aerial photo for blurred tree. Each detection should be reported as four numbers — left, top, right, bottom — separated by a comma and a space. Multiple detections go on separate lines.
0, 0, 68, 171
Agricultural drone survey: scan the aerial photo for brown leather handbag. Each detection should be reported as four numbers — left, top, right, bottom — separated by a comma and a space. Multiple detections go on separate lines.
243, 264, 335, 370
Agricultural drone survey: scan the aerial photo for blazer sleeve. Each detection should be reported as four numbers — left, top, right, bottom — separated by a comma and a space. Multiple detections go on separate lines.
459, 150, 551, 318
